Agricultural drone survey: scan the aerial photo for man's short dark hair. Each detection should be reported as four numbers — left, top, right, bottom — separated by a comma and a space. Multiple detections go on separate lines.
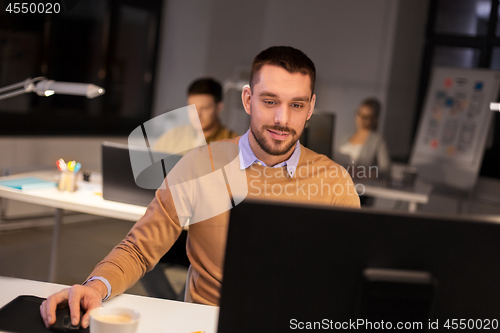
250, 46, 316, 95
187, 78, 223, 103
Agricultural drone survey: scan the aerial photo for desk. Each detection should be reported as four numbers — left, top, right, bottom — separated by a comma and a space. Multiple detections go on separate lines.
356, 180, 433, 212
0, 276, 219, 333
0, 170, 147, 282
0, 171, 146, 221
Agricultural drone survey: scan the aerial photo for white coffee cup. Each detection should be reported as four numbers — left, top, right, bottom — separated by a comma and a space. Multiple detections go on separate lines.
89, 307, 140, 333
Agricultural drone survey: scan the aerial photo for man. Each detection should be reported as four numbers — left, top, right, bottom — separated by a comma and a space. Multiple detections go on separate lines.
40, 46, 360, 329
153, 78, 237, 154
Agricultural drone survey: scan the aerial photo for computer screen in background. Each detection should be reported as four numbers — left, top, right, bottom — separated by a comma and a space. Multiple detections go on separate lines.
102, 142, 181, 207
300, 112, 335, 159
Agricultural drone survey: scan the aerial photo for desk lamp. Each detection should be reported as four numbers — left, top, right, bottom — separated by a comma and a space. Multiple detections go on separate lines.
0, 77, 105, 100
490, 102, 500, 111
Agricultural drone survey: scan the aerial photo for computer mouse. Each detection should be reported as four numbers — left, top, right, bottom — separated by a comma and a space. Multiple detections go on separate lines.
50, 306, 85, 332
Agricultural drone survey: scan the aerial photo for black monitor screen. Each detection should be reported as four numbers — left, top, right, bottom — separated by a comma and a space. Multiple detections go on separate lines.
299, 113, 335, 159
218, 200, 500, 332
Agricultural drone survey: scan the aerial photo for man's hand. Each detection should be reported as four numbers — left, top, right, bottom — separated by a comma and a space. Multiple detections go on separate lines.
40, 281, 105, 329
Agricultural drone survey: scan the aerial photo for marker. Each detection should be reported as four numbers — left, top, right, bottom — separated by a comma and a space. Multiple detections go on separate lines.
74, 162, 81, 173
57, 159, 67, 172
68, 161, 76, 172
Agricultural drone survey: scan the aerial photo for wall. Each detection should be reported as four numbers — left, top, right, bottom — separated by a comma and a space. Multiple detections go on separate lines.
0, 1, 432, 166
7, 0, 499, 217
0, 137, 127, 174
151, 0, 213, 115
258, 0, 398, 151
151, 0, 429, 161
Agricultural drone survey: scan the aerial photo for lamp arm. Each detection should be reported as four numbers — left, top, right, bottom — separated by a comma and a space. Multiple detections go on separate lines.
0, 77, 48, 100
0, 88, 31, 101
0, 77, 104, 100
0, 78, 32, 95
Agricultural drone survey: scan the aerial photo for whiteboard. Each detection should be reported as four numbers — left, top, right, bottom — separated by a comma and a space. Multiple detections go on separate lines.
410, 67, 500, 191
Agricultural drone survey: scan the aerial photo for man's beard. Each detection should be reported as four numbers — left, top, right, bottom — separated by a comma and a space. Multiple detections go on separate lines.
250, 117, 303, 157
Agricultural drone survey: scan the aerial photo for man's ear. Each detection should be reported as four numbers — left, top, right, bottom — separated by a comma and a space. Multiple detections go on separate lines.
241, 85, 252, 116
216, 102, 224, 115
307, 94, 316, 121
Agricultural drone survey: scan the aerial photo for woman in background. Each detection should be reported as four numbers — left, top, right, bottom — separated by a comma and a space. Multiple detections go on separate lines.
339, 98, 391, 179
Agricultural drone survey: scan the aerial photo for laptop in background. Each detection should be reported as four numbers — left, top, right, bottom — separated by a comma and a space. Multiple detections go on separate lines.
101, 142, 181, 207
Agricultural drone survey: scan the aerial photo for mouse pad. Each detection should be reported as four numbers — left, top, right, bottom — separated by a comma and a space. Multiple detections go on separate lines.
0, 295, 89, 333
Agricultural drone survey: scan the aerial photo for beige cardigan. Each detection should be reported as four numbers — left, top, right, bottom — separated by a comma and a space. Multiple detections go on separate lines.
86, 137, 360, 306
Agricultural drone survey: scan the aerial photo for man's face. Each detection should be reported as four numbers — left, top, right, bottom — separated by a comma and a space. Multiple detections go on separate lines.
187, 94, 221, 132
242, 65, 315, 157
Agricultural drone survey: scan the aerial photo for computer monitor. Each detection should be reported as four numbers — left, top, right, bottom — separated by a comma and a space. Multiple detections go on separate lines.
218, 200, 500, 332
299, 112, 335, 159
102, 142, 156, 206
101, 142, 181, 206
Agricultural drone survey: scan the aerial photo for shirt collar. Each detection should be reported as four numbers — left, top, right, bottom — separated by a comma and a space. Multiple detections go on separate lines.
238, 130, 300, 178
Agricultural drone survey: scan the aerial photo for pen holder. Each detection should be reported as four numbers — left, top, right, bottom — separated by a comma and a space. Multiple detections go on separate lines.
58, 171, 77, 192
